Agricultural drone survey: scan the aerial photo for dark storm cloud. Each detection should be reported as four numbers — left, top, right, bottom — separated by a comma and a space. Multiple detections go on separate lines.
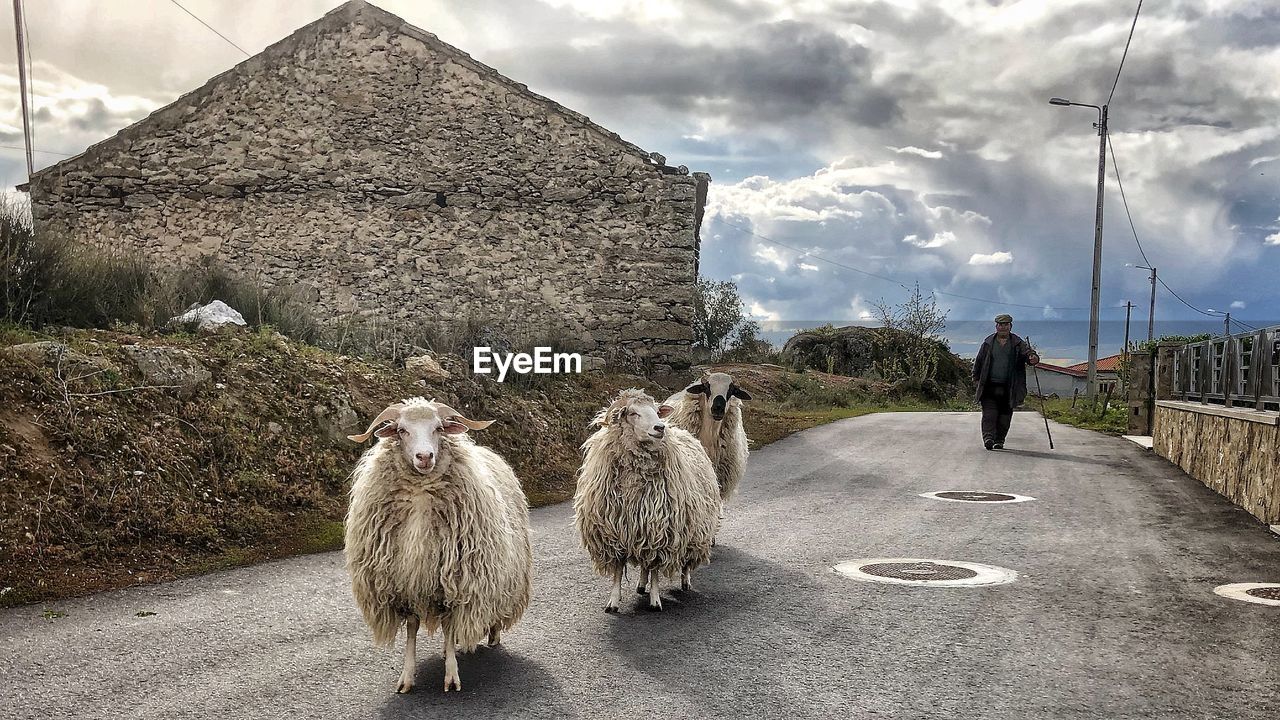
491, 20, 901, 129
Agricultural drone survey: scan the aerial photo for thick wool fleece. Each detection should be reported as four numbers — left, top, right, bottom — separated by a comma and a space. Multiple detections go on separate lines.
573, 408, 720, 580
665, 392, 749, 501
344, 433, 532, 651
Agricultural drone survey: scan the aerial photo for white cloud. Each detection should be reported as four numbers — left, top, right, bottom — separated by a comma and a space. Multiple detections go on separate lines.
1231, 300, 1246, 309
798, 262, 820, 271
1267, 232, 1280, 246
1042, 305, 1062, 319
889, 145, 943, 159
753, 245, 789, 271
904, 230, 956, 248
968, 251, 1014, 265
748, 301, 780, 321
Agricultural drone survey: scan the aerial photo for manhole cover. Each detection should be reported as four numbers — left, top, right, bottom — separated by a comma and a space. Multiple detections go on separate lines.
937, 492, 1016, 502
1246, 587, 1280, 601
920, 491, 1035, 504
860, 561, 978, 581
1213, 583, 1280, 607
833, 558, 1017, 587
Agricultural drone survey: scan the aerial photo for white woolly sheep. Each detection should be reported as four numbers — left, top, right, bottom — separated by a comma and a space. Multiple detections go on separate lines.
573, 388, 721, 612
664, 371, 751, 501
344, 397, 532, 694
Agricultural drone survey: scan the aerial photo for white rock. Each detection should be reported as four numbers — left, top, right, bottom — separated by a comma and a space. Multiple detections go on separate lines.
171, 300, 247, 330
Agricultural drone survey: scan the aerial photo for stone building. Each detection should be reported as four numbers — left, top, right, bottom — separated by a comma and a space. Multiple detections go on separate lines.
23, 0, 707, 367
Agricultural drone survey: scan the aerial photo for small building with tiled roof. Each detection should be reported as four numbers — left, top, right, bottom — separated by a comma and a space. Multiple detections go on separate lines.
23, 0, 707, 368
1030, 362, 1088, 398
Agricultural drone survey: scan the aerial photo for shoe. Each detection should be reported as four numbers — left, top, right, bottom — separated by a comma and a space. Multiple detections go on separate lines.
993, 442, 1004, 450
984, 438, 995, 450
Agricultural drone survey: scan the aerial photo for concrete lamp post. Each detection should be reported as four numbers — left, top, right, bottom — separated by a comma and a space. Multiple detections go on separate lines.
1125, 263, 1157, 344
1050, 96, 1108, 401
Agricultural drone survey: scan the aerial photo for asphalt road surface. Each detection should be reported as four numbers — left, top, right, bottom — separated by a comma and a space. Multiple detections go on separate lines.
3, 412, 1279, 719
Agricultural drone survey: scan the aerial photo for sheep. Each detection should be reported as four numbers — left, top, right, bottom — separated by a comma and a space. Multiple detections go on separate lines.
573, 388, 721, 612
344, 397, 532, 694
664, 371, 751, 501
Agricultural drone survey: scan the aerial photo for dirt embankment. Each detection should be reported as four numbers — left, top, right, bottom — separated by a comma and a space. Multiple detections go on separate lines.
1, 328, 872, 607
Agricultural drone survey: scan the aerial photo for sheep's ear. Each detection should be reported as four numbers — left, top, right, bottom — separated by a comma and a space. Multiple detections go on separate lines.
657, 404, 675, 419
730, 385, 752, 401
441, 420, 469, 435
684, 382, 709, 395
373, 422, 399, 438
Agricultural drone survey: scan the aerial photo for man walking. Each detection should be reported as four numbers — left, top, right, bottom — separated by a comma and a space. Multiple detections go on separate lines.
972, 314, 1040, 450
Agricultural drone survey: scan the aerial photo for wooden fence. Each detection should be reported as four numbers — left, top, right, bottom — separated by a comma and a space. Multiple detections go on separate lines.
1169, 325, 1280, 411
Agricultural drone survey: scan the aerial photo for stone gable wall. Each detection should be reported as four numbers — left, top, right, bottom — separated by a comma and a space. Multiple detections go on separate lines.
28, 5, 704, 367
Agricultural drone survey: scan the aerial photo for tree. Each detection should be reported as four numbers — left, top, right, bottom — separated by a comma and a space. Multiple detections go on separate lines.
870, 282, 949, 381
692, 277, 748, 354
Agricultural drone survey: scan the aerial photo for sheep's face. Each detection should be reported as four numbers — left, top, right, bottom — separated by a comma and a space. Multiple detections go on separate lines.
684, 372, 751, 421
374, 404, 469, 475
609, 395, 674, 447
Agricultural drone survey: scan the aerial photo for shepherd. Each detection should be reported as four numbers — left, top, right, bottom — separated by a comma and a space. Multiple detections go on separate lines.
972, 313, 1040, 450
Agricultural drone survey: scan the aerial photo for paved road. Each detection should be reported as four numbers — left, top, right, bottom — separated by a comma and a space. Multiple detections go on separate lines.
3, 412, 1279, 719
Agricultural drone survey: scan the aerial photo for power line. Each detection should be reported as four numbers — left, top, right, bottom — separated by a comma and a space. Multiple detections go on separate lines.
1106, 133, 1151, 267
1109, 134, 1263, 332
1107, 0, 1144, 105
0, 144, 74, 157
714, 216, 1114, 312
21, 0, 34, 149
167, 0, 251, 57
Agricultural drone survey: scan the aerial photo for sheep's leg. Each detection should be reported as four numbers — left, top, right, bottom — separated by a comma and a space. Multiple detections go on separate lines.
605, 566, 623, 613
396, 615, 419, 694
636, 563, 649, 595
487, 624, 501, 646
681, 565, 693, 592
443, 633, 461, 692
646, 568, 663, 611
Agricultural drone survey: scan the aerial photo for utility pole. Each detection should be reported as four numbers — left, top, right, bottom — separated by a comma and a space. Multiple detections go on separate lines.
1086, 104, 1108, 402
1146, 266, 1156, 344
1049, 97, 1107, 401
1122, 301, 1133, 393
1224, 312, 1231, 337
12, 0, 34, 178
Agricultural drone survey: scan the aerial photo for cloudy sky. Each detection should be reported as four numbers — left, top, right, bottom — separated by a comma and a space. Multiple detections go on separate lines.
2, 0, 1277, 355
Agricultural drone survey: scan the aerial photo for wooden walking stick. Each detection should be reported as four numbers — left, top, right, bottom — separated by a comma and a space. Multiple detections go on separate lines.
1028, 337, 1054, 449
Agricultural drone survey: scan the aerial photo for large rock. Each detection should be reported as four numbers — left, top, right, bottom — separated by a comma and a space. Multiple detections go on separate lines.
170, 300, 248, 332
782, 325, 971, 390
312, 396, 361, 446
3, 341, 116, 379
122, 346, 213, 398
404, 354, 451, 380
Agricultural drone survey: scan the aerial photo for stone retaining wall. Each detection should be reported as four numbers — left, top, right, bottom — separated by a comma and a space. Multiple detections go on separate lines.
1153, 400, 1280, 524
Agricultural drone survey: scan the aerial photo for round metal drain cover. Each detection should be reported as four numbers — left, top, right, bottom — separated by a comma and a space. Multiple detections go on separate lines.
860, 561, 978, 581
1247, 587, 1280, 601
937, 491, 1015, 502
1213, 583, 1280, 607
833, 558, 1017, 587
920, 491, 1034, 504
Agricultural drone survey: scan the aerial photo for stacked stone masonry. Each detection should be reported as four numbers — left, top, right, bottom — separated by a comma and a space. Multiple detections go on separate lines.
25, 1, 706, 367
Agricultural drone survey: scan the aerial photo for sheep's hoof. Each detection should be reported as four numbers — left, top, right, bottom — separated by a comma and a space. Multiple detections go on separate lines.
487, 628, 501, 646
443, 674, 461, 692
604, 605, 619, 614
636, 583, 647, 595
646, 600, 663, 612
680, 580, 692, 592
396, 681, 414, 694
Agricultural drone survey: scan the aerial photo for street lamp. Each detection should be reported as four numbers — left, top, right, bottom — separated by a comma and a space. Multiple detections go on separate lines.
1050, 96, 1108, 401
1125, 263, 1157, 343
1206, 309, 1232, 337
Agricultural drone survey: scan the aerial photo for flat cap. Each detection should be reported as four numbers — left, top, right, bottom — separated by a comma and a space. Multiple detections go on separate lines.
994, 313, 1013, 323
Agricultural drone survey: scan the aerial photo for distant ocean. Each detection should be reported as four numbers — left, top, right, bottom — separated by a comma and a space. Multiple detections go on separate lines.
755, 319, 1278, 366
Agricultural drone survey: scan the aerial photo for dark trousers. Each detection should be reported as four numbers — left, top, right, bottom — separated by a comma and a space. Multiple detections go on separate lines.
980, 383, 1013, 443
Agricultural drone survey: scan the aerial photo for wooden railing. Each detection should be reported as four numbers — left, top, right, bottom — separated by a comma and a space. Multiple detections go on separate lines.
1170, 325, 1280, 411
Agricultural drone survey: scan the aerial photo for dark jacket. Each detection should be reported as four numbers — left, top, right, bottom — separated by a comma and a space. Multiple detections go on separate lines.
973, 332, 1035, 406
